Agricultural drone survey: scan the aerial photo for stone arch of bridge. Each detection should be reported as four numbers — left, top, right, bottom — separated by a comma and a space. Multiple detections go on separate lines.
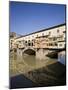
23, 47, 36, 55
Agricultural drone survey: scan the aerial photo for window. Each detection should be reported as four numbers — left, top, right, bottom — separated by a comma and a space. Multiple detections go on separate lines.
49, 43, 53, 46
28, 40, 30, 42
54, 43, 57, 46
53, 37, 57, 41
59, 44, 62, 46
49, 31, 51, 35
37, 34, 38, 37
32, 39, 34, 41
42, 33, 44, 36
25, 41, 27, 43
50, 43, 53, 46
32, 42, 33, 46
11, 40, 13, 42
47, 43, 48, 46
19, 41, 21, 43
57, 29, 59, 33
63, 31, 66, 33
28, 43, 31, 46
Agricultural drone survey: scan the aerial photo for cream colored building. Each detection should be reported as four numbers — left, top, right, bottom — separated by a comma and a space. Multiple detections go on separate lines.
10, 23, 66, 50
10, 32, 17, 49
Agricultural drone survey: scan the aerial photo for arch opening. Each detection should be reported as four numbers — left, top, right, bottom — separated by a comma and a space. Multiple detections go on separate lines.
23, 49, 35, 55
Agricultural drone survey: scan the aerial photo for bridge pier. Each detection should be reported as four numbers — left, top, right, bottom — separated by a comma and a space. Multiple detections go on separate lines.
17, 48, 23, 56
16, 47, 57, 61
58, 51, 65, 65
36, 49, 49, 60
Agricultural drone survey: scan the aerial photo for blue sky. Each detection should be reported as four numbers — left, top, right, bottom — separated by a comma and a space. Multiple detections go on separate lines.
10, 1, 66, 35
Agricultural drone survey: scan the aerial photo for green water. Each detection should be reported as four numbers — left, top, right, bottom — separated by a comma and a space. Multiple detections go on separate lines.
9, 52, 57, 77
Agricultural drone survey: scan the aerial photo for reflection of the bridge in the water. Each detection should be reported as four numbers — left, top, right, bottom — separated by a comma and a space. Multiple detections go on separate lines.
10, 52, 66, 87
10, 52, 57, 77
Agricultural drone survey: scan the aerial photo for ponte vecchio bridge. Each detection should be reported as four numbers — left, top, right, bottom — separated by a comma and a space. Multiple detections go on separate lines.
10, 23, 66, 59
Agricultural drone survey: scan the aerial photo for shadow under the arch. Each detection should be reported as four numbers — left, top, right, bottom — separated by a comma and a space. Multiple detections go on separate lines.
24, 49, 36, 55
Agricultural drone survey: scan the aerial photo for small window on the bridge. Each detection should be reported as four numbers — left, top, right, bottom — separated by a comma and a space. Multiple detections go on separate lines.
54, 43, 57, 46
50, 43, 53, 46
28, 43, 30, 46
25, 41, 27, 43
53, 37, 57, 41
32, 42, 33, 46
47, 43, 49, 46
42, 33, 44, 36
49, 43, 52, 46
49, 31, 51, 35
59, 44, 62, 46
37, 34, 38, 37
19, 41, 21, 43
63, 31, 66, 33
32, 39, 34, 41
11, 40, 13, 42
57, 29, 59, 33
28, 40, 30, 42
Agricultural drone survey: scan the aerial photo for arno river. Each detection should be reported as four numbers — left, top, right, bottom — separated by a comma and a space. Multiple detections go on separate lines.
10, 52, 57, 77
10, 52, 66, 88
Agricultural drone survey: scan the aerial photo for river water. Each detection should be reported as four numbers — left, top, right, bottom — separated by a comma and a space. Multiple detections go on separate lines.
9, 52, 57, 77
10, 51, 66, 88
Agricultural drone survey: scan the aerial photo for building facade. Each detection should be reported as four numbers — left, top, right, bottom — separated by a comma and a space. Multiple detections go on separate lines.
10, 32, 17, 49
10, 23, 66, 50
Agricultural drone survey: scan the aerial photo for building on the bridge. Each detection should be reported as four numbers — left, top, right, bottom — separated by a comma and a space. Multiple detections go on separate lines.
10, 32, 17, 49
10, 23, 66, 50
34, 23, 66, 49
